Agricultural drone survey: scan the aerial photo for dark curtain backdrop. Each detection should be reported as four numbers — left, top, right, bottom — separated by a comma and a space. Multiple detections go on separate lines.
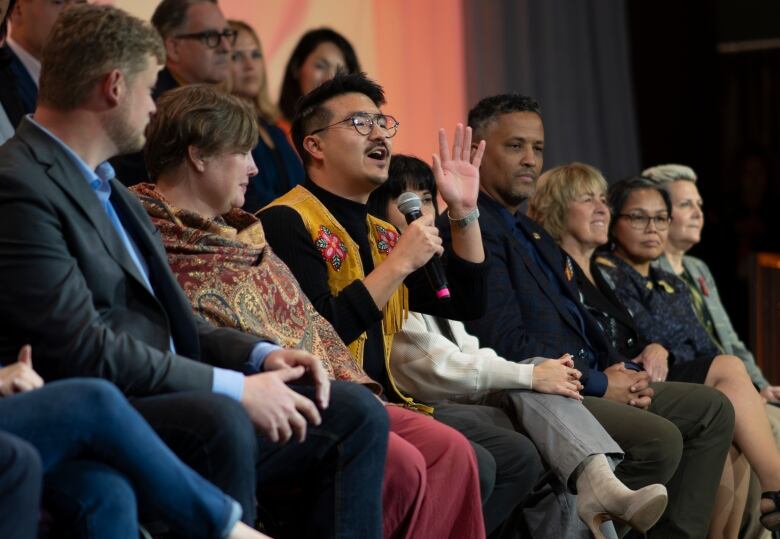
462, 0, 640, 182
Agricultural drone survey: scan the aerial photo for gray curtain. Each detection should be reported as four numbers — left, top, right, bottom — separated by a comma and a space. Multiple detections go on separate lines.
463, 0, 640, 182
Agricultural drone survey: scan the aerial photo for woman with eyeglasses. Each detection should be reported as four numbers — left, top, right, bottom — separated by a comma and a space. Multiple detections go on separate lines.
529, 166, 780, 537
227, 21, 304, 212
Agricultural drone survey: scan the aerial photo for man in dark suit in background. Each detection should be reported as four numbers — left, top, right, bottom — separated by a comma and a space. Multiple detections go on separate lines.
0, 5, 388, 537
0, 0, 85, 143
455, 93, 736, 538
112, 0, 235, 185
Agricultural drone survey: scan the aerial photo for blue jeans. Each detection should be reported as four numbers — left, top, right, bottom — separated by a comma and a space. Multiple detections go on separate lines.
257, 381, 389, 539
0, 432, 42, 539
0, 379, 240, 539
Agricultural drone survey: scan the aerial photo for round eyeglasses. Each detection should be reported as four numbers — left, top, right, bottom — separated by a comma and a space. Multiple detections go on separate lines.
309, 112, 399, 138
174, 29, 238, 49
617, 213, 671, 231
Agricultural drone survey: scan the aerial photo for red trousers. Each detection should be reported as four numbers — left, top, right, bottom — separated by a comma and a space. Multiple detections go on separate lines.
382, 405, 486, 539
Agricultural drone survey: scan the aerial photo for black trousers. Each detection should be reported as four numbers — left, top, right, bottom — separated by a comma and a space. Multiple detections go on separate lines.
134, 381, 388, 539
131, 391, 258, 524
434, 402, 543, 535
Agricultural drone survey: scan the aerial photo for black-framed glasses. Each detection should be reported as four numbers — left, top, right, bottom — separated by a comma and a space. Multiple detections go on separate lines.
174, 29, 237, 49
617, 213, 671, 230
309, 112, 399, 138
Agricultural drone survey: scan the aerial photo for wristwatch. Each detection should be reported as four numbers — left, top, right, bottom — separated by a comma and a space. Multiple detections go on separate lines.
447, 207, 480, 229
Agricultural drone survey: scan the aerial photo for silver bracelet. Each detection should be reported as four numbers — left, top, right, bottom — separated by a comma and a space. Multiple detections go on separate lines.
447, 207, 480, 229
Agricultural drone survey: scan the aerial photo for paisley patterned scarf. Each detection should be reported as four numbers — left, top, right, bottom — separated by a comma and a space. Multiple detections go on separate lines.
131, 183, 380, 393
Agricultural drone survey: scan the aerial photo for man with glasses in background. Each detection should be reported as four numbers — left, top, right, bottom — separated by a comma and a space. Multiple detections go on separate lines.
113, 0, 236, 185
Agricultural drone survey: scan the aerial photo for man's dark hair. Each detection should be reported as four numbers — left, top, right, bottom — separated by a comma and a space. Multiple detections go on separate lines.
367, 154, 438, 220
291, 72, 385, 167
152, 0, 216, 39
278, 28, 361, 122
0, 0, 17, 42
467, 94, 542, 140
606, 176, 673, 243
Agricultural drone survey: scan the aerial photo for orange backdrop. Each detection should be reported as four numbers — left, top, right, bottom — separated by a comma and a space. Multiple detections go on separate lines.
108, 0, 467, 160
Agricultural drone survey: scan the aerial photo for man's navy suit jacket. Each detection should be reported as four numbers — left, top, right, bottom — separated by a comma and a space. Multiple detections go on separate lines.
0, 45, 36, 130
446, 192, 624, 393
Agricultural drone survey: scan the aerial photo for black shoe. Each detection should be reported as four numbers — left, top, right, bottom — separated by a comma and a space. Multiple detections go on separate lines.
760, 491, 780, 532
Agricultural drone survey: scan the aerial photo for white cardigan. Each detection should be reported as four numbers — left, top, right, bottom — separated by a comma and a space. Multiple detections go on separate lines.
389, 311, 537, 401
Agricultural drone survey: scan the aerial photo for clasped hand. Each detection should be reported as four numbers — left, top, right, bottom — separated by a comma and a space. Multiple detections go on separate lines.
241, 349, 331, 445
532, 354, 583, 400
604, 363, 654, 409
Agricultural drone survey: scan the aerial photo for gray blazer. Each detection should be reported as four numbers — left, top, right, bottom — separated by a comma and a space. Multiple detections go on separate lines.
0, 118, 261, 395
655, 254, 769, 388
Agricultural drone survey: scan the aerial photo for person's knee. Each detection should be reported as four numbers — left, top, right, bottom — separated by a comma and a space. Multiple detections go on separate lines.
384, 433, 426, 499
430, 421, 480, 470
90, 472, 137, 523
501, 433, 543, 486
323, 381, 388, 444
201, 394, 258, 460
701, 385, 736, 437
471, 442, 497, 501
627, 416, 684, 483
52, 378, 126, 425
0, 433, 42, 495
44, 463, 138, 537
714, 354, 749, 381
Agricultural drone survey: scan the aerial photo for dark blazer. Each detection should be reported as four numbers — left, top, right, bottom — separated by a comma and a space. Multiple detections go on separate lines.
0, 45, 36, 118
0, 118, 260, 395
453, 192, 622, 388
0, 45, 32, 130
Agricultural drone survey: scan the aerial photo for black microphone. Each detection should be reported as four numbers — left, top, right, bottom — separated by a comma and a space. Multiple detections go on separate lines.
397, 192, 451, 301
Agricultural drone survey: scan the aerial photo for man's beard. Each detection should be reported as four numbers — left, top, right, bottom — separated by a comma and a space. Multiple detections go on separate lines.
499, 184, 532, 209
103, 105, 146, 156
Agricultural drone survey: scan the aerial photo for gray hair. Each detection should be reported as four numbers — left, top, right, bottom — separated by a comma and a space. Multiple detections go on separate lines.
641, 164, 697, 184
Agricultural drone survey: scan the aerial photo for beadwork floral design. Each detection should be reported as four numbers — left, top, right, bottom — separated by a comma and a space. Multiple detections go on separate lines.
374, 224, 399, 254
315, 225, 348, 270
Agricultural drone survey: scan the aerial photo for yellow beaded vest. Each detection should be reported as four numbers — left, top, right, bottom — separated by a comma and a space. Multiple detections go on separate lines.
266, 186, 432, 413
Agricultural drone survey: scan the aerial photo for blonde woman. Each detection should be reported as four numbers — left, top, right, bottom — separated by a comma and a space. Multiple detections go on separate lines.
227, 20, 304, 212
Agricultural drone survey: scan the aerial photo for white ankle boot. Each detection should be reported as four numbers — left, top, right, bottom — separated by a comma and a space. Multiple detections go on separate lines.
576, 454, 668, 538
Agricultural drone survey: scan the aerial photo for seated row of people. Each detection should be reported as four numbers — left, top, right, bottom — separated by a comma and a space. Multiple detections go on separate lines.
0, 3, 777, 539
529, 163, 780, 537
0, 5, 390, 538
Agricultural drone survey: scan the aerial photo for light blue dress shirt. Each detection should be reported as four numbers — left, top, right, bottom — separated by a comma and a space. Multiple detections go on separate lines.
27, 116, 280, 400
